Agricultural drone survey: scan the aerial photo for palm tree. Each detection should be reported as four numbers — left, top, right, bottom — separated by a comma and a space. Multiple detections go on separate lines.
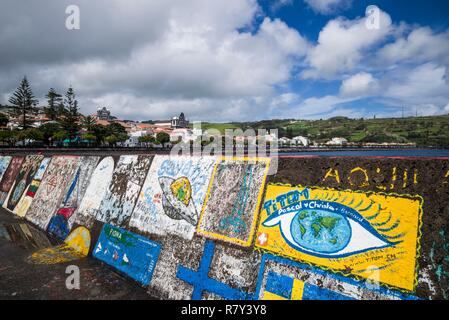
81, 115, 96, 132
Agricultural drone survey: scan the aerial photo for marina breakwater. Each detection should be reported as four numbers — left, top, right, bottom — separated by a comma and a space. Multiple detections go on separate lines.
0, 152, 448, 300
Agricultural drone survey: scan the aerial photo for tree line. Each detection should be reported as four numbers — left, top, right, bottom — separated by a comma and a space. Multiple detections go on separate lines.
0, 77, 170, 148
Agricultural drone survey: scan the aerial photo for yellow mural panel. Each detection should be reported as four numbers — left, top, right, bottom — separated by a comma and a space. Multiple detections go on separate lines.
256, 185, 423, 292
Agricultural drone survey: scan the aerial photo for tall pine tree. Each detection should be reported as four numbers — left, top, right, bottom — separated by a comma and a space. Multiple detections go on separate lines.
60, 86, 80, 142
44, 88, 62, 121
8, 76, 38, 129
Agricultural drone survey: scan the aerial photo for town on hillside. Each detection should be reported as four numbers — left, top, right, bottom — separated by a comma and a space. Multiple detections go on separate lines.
1, 78, 448, 149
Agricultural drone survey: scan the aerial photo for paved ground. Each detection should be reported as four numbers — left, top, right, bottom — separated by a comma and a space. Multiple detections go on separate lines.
0, 209, 153, 300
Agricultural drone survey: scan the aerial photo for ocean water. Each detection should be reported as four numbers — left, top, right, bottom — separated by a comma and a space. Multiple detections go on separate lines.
279, 149, 449, 158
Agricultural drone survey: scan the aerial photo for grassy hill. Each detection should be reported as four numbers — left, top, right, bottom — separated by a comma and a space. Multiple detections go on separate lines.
194, 115, 449, 147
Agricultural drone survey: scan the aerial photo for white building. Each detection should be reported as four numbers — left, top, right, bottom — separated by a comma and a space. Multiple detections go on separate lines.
170, 128, 202, 143
326, 137, 348, 146
279, 137, 292, 147
291, 136, 310, 147
122, 130, 150, 147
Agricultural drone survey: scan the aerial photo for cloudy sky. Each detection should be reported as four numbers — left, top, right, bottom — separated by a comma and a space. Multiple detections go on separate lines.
1, 0, 449, 122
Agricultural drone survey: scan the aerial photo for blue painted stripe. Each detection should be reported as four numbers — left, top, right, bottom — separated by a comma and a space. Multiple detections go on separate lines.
302, 283, 354, 300
255, 254, 419, 300
265, 271, 293, 299
176, 240, 253, 300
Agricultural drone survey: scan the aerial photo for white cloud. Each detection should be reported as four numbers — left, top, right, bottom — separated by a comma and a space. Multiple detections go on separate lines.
285, 94, 356, 118
385, 63, 449, 106
302, 9, 392, 79
378, 27, 449, 67
414, 104, 444, 116
340, 72, 379, 97
0, 0, 309, 121
304, 0, 352, 15
271, 0, 293, 12
444, 103, 449, 113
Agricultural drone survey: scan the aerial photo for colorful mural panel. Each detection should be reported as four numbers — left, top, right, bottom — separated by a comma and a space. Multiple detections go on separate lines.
0, 156, 24, 205
256, 184, 423, 291
93, 224, 161, 286
13, 157, 51, 217
3, 155, 44, 212
95, 155, 152, 227
176, 240, 254, 300
47, 156, 100, 240
197, 157, 270, 247
25, 156, 80, 229
256, 254, 417, 300
70, 156, 115, 229
147, 235, 260, 300
129, 155, 217, 240
0, 156, 12, 181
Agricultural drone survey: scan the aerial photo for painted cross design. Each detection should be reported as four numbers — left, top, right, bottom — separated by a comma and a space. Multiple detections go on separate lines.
257, 232, 268, 246
176, 240, 253, 300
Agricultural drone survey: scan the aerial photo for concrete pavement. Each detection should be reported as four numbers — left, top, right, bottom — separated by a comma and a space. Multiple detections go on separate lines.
0, 209, 153, 300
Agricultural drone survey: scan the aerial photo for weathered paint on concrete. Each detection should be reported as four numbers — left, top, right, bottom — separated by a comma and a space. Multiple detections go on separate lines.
143, 231, 262, 300
197, 157, 270, 247
25, 156, 80, 229
146, 235, 206, 299
57, 156, 100, 215
1, 153, 449, 300
0, 156, 24, 205
13, 157, 52, 217
256, 254, 417, 300
47, 156, 100, 240
3, 155, 44, 213
0, 156, 12, 182
70, 156, 116, 229
95, 155, 152, 227
129, 155, 217, 240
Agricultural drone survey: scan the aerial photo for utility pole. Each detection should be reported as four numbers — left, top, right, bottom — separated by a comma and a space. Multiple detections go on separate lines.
402, 106, 404, 118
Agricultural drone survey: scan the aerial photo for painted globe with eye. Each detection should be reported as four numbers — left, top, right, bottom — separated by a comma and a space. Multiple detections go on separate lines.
291, 210, 351, 254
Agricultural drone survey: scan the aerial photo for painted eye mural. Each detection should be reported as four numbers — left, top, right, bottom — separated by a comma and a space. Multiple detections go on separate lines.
262, 196, 396, 258
256, 184, 422, 292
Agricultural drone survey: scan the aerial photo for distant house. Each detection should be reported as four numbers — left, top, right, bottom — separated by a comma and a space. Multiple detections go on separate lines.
112, 120, 133, 133
279, 137, 292, 147
292, 136, 310, 147
153, 120, 172, 127
122, 130, 148, 147
326, 137, 348, 146
257, 132, 278, 143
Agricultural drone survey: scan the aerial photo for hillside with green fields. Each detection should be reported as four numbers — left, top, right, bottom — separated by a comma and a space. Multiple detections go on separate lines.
194, 115, 449, 147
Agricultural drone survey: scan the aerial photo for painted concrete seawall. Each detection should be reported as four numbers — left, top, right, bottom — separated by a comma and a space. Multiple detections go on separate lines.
0, 153, 447, 300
